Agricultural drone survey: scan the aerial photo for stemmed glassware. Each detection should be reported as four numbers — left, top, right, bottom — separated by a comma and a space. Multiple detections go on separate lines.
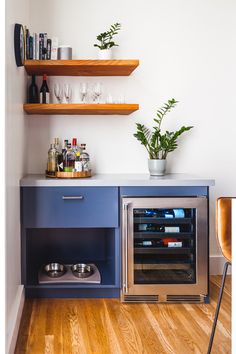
93, 82, 102, 104
54, 84, 63, 104
80, 83, 88, 103
64, 84, 72, 103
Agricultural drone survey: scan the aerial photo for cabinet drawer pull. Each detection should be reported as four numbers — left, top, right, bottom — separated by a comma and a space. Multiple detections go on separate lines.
62, 196, 84, 200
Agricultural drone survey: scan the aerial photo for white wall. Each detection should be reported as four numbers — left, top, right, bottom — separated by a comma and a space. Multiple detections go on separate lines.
5, 0, 29, 351
28, 0, 236, 259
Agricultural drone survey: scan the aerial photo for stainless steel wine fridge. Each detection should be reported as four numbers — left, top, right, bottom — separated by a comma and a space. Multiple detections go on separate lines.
121, 197, 208, 303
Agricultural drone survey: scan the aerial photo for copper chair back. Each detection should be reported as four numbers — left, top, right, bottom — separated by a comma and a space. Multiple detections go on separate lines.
217, 198, 232, 263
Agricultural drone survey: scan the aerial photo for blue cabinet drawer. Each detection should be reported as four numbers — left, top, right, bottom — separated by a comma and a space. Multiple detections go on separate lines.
22, 187, 118, 228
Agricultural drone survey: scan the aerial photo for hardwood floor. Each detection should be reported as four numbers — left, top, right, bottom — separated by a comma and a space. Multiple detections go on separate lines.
15, 276, 231, 354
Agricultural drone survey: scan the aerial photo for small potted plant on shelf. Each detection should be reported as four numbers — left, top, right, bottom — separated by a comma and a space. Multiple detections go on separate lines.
134, 99, 193, 176
94, 23, 121, 59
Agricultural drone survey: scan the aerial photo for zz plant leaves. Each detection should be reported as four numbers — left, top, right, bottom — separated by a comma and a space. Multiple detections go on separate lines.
134, 99, 193, 159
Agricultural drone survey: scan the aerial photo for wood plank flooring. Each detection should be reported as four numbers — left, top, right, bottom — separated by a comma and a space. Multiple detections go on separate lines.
15, 276, 231, 354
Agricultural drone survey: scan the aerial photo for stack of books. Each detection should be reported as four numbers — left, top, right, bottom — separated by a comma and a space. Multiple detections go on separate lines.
24, 26, 58, 60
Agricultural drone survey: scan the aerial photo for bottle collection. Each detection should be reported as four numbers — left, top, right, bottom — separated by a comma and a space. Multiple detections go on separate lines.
46, 138, 90, 177
28, 74, 50, 104
27, 76, 126, 105
134, 208, 187, 219
134, 208, 193, 249
136, 224, 191, 233
134, 239, 186, 248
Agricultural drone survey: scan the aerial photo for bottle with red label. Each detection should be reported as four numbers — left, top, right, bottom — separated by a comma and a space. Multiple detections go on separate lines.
40, 74, 50, 104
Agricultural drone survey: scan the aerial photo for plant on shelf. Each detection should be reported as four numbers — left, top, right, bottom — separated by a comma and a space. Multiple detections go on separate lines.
94, 23, 121, 59
133, 98, 193, 176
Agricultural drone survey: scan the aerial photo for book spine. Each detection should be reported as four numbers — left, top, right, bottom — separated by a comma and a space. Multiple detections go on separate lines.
33, 33, 36, 59
43, 33, 47, 59
35, 33, 39, 60
26, 29, 30, 59
29, 36, 33, 60
39, 33, 44, 60
51, 37, 58, 60
46, 39, 52, 60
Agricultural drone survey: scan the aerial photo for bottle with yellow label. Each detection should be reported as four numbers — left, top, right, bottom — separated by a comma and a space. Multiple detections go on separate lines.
74, 151, 82, 172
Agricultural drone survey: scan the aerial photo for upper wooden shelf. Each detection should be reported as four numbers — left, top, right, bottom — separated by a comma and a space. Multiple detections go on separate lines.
24, 60, 139, 76
23, 103, 139, 115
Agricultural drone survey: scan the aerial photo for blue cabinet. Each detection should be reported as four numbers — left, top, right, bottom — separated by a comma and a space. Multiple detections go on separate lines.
21, 186, 120, 298
22, 187, 119, 228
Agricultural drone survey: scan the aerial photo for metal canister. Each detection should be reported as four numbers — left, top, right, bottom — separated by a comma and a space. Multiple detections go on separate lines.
57, 46, 72, 60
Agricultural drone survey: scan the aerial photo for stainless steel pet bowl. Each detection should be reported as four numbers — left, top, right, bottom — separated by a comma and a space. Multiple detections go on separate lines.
71, 263, 94, 278
44, 263, 66, 278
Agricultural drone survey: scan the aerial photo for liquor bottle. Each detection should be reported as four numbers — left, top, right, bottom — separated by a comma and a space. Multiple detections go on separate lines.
74, 151, 82, 172
53, 137, 60, 151
72, 138, 78, 153
39, 74, 50, 103
62, 139, 69, 168
28, 75, 39, 103
47, 143, 57, 174
64, 143, 75, 172
62, 139, 68, 155
53, 138, 63, 171
80, 144, 90, 172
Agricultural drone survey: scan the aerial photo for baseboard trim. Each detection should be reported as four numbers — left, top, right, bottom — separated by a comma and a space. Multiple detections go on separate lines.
210, 255, 231, 275
7, 285, 25, 354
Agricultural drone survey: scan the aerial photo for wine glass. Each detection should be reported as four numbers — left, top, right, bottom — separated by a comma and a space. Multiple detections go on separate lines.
93, 82, 102, 104
80, 82, 88, 103
64, 84, 72, 103
54, 83, 63, 104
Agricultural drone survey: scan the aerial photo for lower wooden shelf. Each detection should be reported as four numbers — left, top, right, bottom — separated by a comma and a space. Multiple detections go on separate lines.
23, 103, 139, 115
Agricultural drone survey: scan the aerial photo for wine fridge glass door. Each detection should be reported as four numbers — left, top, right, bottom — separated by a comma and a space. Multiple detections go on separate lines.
122, 197, 208, 296
133, 207, 196, 285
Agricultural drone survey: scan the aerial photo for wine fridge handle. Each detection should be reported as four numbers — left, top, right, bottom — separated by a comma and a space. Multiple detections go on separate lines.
123, 203, 130, 294
62, 196, 84, 200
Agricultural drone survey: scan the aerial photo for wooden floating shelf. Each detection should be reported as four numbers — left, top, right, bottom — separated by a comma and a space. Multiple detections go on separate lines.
24, 60, 139, 76
23, 103, 139, 115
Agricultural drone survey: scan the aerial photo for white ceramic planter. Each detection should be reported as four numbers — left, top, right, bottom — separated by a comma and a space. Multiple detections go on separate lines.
98, 49, 112, 60
148, 159, 166, 176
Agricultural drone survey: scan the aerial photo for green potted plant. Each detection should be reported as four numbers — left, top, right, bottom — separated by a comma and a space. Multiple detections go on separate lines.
134, 99, 193, 176
94, 23, 121, 59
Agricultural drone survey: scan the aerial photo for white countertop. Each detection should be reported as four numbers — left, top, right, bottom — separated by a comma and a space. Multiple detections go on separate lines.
20, 174, 215, 187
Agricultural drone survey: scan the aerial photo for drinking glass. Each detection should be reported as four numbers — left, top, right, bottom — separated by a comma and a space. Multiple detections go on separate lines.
54, 83, 63, 104
80, 82, 88, 103
64, 84, 72, 103
93, 82, 102, 103
106, 94, 113, 104
116, 95, 125, 104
